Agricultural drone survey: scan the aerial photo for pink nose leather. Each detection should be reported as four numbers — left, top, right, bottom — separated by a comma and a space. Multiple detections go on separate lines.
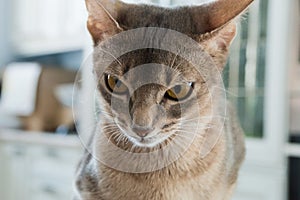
132, 126, 153, 137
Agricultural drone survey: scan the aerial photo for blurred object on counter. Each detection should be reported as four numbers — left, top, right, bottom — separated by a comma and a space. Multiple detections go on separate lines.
0, 62, 76, 132
54, 83, 73, 108
0, 114, 22, 129
0, 68, 22, 129
56, 123, 77, 135
54, 83, 78, 135
1, 62, 41, 115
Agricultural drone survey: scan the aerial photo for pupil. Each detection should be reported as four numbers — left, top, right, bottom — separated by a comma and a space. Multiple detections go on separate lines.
116, 81, 121, 88
174, 85, 181, 93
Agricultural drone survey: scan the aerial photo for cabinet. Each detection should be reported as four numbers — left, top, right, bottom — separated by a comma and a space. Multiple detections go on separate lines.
0, 131, 82, 200
10, 0, 87, 57
1, 0, 87, 199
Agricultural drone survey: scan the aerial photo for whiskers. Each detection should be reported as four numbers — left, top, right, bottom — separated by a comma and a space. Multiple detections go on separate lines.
177, 117, 212, 129
94, 108, 114, 122
101, 120, 123, 144
160, 116, 213, 148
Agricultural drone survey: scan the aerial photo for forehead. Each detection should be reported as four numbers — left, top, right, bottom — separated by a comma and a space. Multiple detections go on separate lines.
102, 49, 207, 83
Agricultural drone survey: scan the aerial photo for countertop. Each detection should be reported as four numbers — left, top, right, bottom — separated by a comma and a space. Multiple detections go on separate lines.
0, 129, 82, 148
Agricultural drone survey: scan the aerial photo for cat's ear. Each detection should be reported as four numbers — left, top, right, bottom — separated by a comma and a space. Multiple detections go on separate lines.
191, 0, 253, 68
85, 0, 123, 44
191, 0, 253, 34
200, 22, 237, 68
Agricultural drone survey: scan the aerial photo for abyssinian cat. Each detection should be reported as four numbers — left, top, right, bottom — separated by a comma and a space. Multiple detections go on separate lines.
74, 0, 253, 199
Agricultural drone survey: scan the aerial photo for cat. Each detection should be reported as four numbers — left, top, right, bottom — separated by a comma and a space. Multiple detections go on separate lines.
74, 0, 253, 199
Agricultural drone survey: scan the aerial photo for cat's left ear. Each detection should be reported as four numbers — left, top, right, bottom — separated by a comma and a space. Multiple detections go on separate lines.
191, 0, 253, 67
199, 22, 237, 67
85, 0, 124, 44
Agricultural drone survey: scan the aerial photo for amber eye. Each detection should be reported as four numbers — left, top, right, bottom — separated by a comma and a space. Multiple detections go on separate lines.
165, 83, 193, 101
105, 74, 128, 94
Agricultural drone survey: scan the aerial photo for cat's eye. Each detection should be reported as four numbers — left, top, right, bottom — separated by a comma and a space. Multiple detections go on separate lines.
165, 83, 193, 101
105, 74, 128, 94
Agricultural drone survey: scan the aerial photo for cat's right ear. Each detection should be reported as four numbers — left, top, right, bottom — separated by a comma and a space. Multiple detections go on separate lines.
85, 0, 123, 44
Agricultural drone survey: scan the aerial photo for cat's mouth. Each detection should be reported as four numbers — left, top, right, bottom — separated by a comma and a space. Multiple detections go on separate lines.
114, 121, 173, 148
126, 133, 172, 148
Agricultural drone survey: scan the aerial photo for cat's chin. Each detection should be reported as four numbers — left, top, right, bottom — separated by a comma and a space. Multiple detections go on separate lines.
114, 121, 172, 148
126, 134, 171, 148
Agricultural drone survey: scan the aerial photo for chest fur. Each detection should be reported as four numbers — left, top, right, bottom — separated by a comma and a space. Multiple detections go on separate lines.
93, 158, 227, 200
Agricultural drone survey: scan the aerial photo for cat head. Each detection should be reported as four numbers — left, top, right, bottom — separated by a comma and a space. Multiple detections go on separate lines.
85, 0, 252, 148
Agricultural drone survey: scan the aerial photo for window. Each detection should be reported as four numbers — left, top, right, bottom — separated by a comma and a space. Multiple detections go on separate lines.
223, 0, 268, 138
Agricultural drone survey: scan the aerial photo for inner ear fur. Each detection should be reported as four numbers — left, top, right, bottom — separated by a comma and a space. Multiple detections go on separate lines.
199, 22, 237, 69
85, 0, 124, 44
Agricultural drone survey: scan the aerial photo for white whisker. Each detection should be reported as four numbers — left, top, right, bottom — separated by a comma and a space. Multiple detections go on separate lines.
106, 132, 119, 144
99, 48, 123, 67
170, 51, 179, 68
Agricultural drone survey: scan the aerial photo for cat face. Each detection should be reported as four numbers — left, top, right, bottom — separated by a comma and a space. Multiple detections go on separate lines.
85, 0, 253, 148
96, 49, 214, 147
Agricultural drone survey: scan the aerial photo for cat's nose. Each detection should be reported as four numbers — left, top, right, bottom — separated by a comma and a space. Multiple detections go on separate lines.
132, 125, 154, 137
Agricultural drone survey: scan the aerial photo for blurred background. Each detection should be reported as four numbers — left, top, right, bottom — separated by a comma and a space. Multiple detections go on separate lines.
0, 0, 299, 199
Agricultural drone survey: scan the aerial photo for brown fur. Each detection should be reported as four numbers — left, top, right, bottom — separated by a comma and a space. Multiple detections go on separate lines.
74, 0, 253, 199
